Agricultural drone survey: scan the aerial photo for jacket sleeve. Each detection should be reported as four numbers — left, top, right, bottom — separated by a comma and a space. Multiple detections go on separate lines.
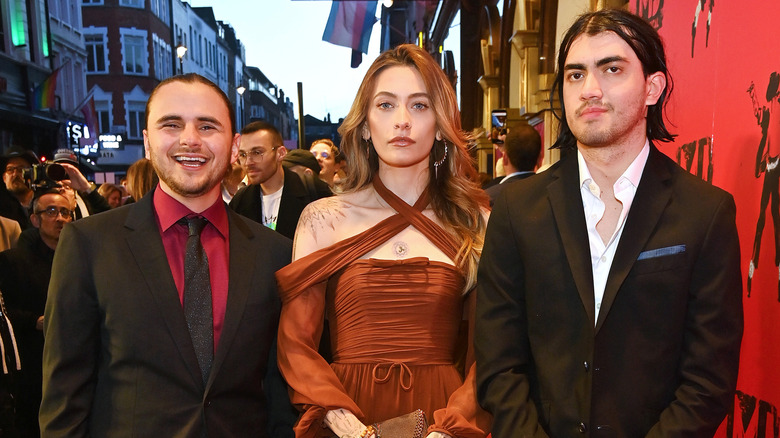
475, 192, 549, 438
646, 193, 743, 437
40, 224, 99, 437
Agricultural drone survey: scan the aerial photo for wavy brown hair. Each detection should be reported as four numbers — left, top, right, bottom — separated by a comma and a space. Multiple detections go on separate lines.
338, 44, 489, 290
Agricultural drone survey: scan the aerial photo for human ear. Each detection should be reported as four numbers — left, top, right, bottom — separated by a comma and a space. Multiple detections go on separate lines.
645, 72, 666, 106
361, 124, 371, 140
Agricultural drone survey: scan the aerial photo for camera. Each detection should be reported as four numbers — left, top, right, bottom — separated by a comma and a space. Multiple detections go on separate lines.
23, 163, 68, 190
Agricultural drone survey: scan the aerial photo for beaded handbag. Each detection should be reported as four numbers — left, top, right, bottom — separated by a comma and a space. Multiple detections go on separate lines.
372, 409, 428, 438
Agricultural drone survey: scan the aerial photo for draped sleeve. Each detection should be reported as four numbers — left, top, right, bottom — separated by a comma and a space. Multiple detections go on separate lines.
276, 276, 363, 437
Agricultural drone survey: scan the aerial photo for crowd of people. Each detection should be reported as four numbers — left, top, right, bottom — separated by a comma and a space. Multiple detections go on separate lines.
0, 9, 743, 438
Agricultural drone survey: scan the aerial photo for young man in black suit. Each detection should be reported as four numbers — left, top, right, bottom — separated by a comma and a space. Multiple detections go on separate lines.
40, 74, 294, 437
230, 121, 330, 240
476, 9, 743, 437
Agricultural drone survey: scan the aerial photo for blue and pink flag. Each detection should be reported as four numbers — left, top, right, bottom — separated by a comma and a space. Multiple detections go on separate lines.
322, 1, 378, 55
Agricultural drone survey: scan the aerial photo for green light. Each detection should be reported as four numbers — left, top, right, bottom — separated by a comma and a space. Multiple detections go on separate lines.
10, 0, 27, 47
39, 0, 49, 56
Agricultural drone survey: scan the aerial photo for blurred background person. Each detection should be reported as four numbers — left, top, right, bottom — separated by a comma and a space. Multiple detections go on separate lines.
484, 121, 542, 207
221, 162, 245, 204
52, 149, 110, 219
231, 122, 330, 240
282, 149, 332, 201
125, 157, 159, 204
276, 44, 491, 438
1, 147, 39, 230
97, 183, 123, 209
0, 188, 72, 437
310, 139, 346, 188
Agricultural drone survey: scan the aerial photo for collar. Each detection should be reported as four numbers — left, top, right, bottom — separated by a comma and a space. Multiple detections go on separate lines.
500, 171, 534, 184
577, 140, 650, 191
153, 184, 229, 239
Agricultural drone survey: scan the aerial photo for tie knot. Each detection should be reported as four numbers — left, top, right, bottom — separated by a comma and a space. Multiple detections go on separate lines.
185, 216, 208, 237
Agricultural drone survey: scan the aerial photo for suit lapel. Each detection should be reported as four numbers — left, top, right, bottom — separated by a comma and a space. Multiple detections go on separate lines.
123, 194, 204, 388
207, 209, 254, 389
595, 146, 673, 332
547, 154, 597, 326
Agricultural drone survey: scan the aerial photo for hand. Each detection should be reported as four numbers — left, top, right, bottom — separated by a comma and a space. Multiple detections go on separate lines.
36, 316, 44, 331
324, 409, 373, 438
58, 163, 92, 192
426, 433, 452, 438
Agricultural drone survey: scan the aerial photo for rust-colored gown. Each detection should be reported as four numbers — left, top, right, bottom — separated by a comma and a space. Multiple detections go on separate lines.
276, 178, 488, 438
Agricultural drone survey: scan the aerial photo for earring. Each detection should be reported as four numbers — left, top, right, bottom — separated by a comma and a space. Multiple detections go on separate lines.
365, 137, 373, 158
433, 139, 448, 179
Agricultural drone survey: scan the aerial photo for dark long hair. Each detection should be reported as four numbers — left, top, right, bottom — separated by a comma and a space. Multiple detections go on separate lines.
550, 8, 675, 149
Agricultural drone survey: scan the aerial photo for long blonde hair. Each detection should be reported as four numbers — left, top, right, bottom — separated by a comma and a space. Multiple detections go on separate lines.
338, 44, 489, 290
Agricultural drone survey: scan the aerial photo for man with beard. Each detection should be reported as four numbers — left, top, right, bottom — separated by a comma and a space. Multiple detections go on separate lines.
0, 188, 70, 436
0, 147, 39, 230
40, 74, 294, 437
476, 9, 742, 437
230, 121, 330, 240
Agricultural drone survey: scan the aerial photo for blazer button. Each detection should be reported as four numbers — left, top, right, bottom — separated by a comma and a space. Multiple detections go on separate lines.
578, 422, 587, 433
584, 361, 590, 372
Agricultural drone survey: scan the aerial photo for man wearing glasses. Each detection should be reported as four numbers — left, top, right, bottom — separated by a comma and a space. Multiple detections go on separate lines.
0, 188, 72, 436
0, 146, 39, 230
230, 121, 330, 240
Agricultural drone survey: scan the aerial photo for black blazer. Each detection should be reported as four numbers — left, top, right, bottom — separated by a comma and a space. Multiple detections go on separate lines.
40, 190, 294, 437
476, 146, 743, 437
229, 166, 331, 240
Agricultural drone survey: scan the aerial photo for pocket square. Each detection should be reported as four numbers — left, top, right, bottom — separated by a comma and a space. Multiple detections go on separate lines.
637, 245, 686, 261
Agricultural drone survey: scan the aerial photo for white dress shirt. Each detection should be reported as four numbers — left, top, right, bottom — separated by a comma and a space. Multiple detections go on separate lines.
578, 141, 649, 324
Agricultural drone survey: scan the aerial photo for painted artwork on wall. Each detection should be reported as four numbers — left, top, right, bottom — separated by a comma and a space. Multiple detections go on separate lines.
631, 0, 780, 435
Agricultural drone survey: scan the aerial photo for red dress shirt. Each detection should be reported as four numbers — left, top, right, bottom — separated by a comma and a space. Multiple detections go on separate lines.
153, 186, 230, 350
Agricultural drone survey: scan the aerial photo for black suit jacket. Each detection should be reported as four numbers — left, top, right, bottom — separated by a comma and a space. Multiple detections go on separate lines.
229, 166, 331, 240
40, 190, 294, 437
485, 171, 534, 207
476, 146, 743, 437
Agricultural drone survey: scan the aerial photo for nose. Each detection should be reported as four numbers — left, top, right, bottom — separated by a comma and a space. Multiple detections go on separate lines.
180, 123, 201, 147
394, 107, 411, 130
580, 72, 603, 101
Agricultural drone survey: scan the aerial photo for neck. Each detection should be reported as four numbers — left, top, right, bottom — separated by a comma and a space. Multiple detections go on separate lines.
377, 162, 429, 206
15, 189, 33, 208
578, 137, 646, 187
260, 166, 284, 195
159, 182, 220, 213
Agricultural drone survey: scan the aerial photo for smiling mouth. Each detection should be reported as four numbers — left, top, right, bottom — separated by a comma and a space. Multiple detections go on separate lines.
175, 156, 207, 167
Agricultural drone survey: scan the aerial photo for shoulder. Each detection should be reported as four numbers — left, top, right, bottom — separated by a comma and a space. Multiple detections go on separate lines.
293, 192, 371, 258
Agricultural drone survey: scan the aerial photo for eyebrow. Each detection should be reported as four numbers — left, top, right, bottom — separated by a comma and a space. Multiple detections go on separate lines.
374, 91, 431, 100
154, 114, 224, 127
564, 55, 627, 71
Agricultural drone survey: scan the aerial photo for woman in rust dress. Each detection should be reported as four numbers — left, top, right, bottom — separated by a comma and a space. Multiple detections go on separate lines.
276, 44, 490, 438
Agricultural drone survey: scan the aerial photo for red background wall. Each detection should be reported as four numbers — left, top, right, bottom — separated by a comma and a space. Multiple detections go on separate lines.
630, 1, 780, 435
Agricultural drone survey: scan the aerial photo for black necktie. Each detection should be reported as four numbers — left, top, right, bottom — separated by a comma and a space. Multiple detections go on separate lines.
183, 216, 213, 385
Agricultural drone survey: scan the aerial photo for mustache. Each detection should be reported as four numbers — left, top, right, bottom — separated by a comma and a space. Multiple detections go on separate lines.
575, 101, 612, 116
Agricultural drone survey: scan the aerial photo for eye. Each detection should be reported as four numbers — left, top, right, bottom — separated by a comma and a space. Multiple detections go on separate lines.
377, 102, 393, 110
567, 72, 584, 81
605, 66, 620, 74
412, 102, 429, 110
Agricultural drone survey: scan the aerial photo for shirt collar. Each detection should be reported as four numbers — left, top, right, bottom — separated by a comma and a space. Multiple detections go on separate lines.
577, 140, 650, 190
153, 184, 229, 239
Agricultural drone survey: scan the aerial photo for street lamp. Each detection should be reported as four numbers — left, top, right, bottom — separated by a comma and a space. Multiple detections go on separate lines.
176, 44, 187, 74
236, 85, 246, 129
